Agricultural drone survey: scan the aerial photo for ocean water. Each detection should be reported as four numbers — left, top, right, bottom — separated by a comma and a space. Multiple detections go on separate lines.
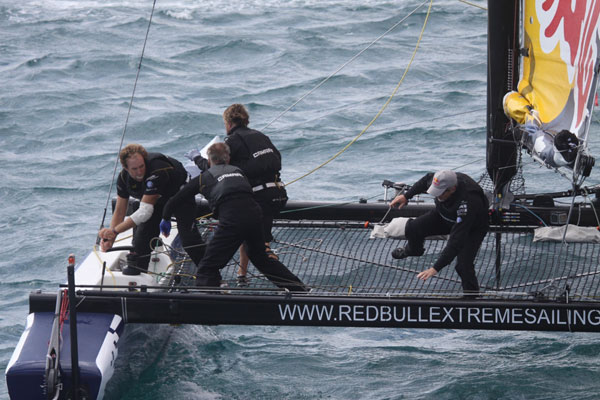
2, 0, 600, 399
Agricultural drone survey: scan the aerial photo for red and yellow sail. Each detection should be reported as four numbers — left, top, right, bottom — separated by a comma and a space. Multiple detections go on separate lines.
504, 0, 600, 141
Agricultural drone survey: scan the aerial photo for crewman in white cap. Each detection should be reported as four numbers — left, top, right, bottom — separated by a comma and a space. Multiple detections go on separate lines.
389, 170, 489, 296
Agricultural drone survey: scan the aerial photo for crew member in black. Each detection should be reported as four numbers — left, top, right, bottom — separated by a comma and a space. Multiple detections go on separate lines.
389, 170, 489, 295
164, 142, 307, 292
186, 104, 287, 282
98, 143, 205, 274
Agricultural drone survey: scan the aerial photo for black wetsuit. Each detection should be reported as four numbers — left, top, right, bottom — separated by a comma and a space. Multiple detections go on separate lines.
117, 153, 205, 271
163, 163, 306, 291
194, 126, 287, 241
403, 172, 489, 293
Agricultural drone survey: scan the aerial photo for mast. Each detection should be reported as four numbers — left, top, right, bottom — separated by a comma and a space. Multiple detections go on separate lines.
486, 0, 520, 205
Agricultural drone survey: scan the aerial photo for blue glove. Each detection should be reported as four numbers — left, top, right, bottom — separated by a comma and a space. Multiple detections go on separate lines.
184, 148, 201, 162
159, 219, 172, 237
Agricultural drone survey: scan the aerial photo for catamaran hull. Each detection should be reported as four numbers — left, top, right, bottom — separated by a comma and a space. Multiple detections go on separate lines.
6, 311, 123, 400
5, 227, 180, 400
6, 197, 599, 399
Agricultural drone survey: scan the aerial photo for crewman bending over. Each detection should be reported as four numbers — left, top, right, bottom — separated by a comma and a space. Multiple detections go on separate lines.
163, 142, 307, 292
390, 170, 489, 296
98, 143, 205, 274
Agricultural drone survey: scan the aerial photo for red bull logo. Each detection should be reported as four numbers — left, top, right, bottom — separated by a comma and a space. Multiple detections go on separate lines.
537, 0, 600, 132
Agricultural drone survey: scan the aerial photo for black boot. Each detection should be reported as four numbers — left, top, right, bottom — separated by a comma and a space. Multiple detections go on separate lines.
391, 246, 424, 259
195, 271, 222, 287
122, 252, 142, 275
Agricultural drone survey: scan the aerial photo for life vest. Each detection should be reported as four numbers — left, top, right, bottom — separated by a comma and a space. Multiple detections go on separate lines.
119, 153, 187, 200
201, 164, 252, 210
228, 127, 281, 183
146, 152, 187, 183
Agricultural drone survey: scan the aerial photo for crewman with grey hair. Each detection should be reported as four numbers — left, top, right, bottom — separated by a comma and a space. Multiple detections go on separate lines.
162, 142, 307, 292
389, 170, 489, 295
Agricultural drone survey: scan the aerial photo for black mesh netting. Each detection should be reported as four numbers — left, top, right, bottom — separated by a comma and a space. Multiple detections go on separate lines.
200, 220, 600, 301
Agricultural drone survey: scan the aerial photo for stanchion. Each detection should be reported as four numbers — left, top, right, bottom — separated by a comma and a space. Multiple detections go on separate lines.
67, 254, 80, 400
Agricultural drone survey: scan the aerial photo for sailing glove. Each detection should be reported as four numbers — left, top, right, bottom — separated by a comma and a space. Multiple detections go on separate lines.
159, 219, 171, 237
184, 148, 201, 162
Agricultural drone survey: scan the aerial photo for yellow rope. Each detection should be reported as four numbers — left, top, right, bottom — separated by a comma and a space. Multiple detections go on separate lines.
458, 0, 486, 11
92, 233, 135, 285
196, 212, 213, 220
285, 0, 434, 186
93, 245, 117, 285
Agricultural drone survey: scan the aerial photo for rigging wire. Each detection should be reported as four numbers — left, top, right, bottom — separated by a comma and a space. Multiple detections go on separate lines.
261, 0, 429, 132
266, 0, 485, 136
452, 157, 485, 171
539, 154, 596, 295
281, 107, 486, 155
274, 60, 487, 134
354, 107, 486, 137
285, 0, 435, 187
551, 177, 596, 293
280, 192, 384, 215
458, 0, 487, 11
97, 0, 158, 235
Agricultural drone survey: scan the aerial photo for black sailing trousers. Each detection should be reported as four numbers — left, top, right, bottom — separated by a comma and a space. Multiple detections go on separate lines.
195, 197, 306, 292
405, 211, 486, 293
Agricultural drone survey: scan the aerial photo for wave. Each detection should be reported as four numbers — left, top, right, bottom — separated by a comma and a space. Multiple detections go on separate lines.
172, 38, 276, 61
2, 3, 600, 400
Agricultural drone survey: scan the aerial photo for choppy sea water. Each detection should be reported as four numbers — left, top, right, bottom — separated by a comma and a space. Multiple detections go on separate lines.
1, 0, 600, 399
